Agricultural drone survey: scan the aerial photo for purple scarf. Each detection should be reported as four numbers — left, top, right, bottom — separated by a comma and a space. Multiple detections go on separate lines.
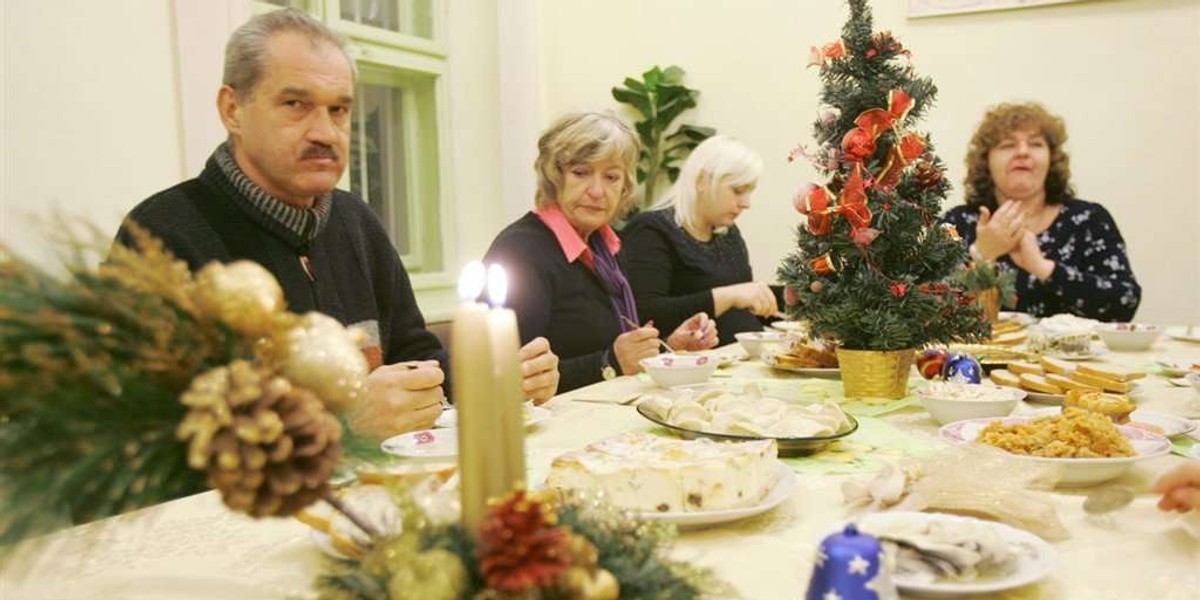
588, 233, 639, 332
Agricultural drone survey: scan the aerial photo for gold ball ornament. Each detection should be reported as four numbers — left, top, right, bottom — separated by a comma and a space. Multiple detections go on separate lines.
560, 567, 620, 600
277, 312, 368, 413
386, 548, 468, 600
192, 261, 285, 338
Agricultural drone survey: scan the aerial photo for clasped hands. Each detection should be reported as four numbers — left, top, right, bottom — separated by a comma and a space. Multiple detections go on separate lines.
611, 312, 719, 376
974, 200, 1055, 280
349, 337, 560, 440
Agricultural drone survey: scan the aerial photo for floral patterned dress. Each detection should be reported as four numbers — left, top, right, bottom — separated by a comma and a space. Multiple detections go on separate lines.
940, 199, 1141, 321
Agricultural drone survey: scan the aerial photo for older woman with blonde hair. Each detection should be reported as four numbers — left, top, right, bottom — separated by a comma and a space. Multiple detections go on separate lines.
485, 112, 718, 392
621, 135, 778, 346
940, 102, 1140, 321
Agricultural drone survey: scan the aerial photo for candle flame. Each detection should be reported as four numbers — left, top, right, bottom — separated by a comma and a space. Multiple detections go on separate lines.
458, 261, 486, 302
487, 264, 507, 307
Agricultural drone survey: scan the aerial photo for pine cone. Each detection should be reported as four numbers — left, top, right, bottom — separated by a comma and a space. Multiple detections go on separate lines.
177, 360, 342, 517
477, 490, 571, 593
914, 160, 942, 190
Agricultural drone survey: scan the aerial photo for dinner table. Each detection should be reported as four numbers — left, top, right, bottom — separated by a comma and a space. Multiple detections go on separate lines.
4, 329, 1200, 600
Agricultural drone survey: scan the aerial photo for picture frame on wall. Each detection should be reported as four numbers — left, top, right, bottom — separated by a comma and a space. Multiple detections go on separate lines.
909, 0, 1091, 18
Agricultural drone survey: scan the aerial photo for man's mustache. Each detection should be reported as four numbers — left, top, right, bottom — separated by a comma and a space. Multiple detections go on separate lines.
302, 145, 338, 160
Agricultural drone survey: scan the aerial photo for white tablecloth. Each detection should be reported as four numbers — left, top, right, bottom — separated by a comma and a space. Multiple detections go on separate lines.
5, 338, 1200, 600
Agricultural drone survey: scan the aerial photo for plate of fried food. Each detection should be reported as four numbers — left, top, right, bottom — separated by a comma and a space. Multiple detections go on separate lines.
761, 339, 840, 378
1024, 406, 1196, 439
940, 409, 1171, 486
636, 385, 858, 456
987, 357, 1145, 405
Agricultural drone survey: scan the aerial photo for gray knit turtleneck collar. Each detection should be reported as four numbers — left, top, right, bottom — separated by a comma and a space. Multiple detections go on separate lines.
213, 142, 332, 249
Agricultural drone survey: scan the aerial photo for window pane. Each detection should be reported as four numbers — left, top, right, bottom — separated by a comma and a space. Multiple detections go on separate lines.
339, 0, 433, 39
350, 83, 410, 255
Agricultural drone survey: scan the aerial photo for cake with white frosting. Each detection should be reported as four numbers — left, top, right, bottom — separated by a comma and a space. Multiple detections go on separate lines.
545, 432, 779, 513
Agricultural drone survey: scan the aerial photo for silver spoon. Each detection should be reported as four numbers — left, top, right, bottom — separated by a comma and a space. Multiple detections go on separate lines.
1083, 485, 1136, 517
619, 316, 678, 354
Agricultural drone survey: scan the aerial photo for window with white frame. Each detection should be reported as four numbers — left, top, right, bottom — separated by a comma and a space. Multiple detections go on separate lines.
256, 0, 448, 276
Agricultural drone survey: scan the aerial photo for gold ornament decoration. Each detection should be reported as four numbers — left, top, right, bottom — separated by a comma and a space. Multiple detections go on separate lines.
192, 261, 285, 338
276, 312, 368, 413
386, 548, 469, 600
177, 360, 342, 517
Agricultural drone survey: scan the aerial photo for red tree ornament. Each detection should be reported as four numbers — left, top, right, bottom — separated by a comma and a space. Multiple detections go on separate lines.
811, 254, 837, 276
841, 127, 877, 162
799, 186, 833, 236
784, 286, 800, 305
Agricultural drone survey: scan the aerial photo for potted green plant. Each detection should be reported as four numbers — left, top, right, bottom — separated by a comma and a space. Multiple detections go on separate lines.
612, 65, 715, 211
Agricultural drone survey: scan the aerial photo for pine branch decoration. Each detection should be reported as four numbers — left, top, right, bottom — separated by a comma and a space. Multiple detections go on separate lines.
0, 222, 366, 545
781, 0, 988, 351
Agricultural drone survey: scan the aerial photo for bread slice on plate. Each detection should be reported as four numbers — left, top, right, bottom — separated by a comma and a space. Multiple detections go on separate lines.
991, 330, 1027, 346
1038, 355, 1076, 375
989, 369, 1021, 388
1019, 373, 1063, 394
1008, 361, 1044, 376
1045, 372, 1101, 393
1068, 370, 1135, 394
1076, 363, 1146, 383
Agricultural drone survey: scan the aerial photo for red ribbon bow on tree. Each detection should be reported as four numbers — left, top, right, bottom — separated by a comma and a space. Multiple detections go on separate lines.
797, 163, 872, 236
840, 89, 926, 173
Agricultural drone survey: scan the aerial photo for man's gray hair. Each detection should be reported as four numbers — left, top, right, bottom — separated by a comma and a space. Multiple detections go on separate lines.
223, 8, 356, 99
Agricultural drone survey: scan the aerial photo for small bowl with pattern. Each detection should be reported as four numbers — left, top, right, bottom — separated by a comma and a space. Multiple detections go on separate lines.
735, 330, 788, 360
640, 353, 718, 388
1096, 323, 1163, 352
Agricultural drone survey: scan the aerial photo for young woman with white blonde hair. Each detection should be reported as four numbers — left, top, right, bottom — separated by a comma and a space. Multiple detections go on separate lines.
621, 135, 780, 346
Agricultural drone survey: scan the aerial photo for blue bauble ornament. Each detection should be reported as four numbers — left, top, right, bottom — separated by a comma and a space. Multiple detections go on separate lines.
941, 353, 982, 384
806, 524, 898, 600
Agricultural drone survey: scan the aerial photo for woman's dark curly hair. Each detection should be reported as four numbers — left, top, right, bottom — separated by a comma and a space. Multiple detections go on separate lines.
962, 102, 1074, 211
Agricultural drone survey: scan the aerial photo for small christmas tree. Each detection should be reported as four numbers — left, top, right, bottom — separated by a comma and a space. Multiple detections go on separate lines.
778, 0, 987, 351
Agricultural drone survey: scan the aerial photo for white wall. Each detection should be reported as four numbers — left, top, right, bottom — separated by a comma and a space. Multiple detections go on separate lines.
532, 0, 1200, 324
2, 0, 185, 265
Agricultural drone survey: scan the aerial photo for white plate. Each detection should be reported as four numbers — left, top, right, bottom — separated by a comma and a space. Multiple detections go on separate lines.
698, 345, 748, 366
853, 512, 1057, 598
1022, 382, 1145, 406
638, 463, 796, 529
435, 405, 551, 429
998, 311, 1038, 326
1024, 407, 1196, 439
940, 416, 1171, 486
1167, 327, 1200, 344
381, 428, 458, 460
1157, 358, 1200, 377
760, 352, 841, 378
